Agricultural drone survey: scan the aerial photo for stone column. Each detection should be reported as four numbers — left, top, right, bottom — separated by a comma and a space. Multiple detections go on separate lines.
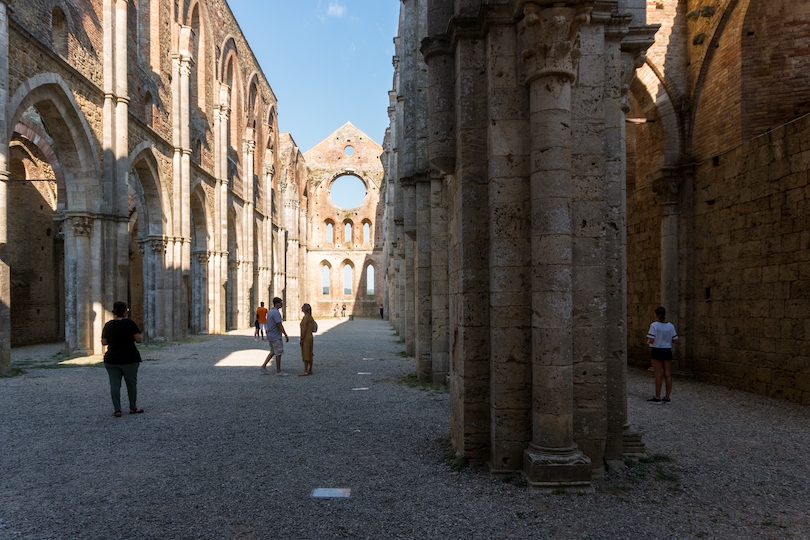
0, 0, 10, 374
193, 251, 209, 334
519, 1, 592, 490
178, 50, 192, 339
429, 173, 449, 384
486, 15, 532, 473
217, 86, 231, 333
415, 176, 432, 380
72, 216, 93, 355
651, 166, 682, 368
606, 22, 655, 466
149, 237, 167, 340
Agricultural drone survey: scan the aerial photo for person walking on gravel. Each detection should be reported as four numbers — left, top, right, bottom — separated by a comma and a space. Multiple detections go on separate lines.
101, 301, 144, 417
255, 302, 268, 341
647, 306, 679, 404
261, 297, 289, 375
299, 303, 315, 376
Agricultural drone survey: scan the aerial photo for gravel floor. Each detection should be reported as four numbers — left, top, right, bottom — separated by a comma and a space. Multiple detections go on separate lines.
1, 318, 809, 539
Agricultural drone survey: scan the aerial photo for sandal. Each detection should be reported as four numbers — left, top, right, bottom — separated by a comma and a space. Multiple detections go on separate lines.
113, 411, 122, 417
129, 408, 144, 414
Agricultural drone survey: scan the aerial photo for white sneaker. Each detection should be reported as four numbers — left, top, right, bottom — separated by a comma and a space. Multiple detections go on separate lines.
260, 368, 268, 375
276, 371, 289, 377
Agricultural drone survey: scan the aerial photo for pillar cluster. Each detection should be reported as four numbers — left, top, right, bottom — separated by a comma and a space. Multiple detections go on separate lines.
383, 0, 657, 490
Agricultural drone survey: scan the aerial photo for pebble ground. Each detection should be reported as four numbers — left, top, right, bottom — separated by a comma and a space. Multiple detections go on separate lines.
1, 317, 808, 539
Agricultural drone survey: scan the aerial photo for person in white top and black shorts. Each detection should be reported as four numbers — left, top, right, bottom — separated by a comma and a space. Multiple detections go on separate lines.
646, 306, 679, 404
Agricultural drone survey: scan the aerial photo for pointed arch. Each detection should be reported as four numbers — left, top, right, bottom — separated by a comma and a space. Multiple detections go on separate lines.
8, 74, 101, 211
128, 142, 171, 237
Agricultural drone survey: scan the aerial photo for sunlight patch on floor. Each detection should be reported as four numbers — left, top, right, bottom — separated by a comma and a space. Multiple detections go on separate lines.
215, 349, 268, 367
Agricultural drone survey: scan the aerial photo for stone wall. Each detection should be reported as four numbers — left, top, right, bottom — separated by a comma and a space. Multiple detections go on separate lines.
689, 114, 810, 403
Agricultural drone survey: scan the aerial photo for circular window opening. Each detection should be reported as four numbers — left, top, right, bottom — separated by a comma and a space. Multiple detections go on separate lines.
344, 145, 355, 157
330, 174, 366, 209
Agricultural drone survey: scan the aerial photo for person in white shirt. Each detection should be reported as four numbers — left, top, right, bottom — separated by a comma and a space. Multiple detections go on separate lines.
646, 306, 679, 404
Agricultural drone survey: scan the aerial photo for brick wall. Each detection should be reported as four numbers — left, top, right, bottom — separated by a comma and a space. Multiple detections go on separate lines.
741, 1, 810, 140
689, 114, 810, 403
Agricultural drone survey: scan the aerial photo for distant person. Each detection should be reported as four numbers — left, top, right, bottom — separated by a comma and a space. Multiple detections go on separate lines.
299, 303, 315, 376
255, 302, 268, 341
647, 306, 679, 404
261, 297, 289, 375
101, 301, 144, 417
380, 304, 384, 319
341, 304, 346, 318
334, 304, 339, 318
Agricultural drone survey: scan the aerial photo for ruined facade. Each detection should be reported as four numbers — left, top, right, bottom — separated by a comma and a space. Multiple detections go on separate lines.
0, 0, 307, 365
304, 123, 385, 319
386, 0, 810, 489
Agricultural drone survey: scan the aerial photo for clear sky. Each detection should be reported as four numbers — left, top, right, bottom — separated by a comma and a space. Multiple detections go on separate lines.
227, 0, 400, 153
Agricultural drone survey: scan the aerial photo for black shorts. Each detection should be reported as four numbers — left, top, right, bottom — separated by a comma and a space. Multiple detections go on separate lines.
651, 347, 673, 361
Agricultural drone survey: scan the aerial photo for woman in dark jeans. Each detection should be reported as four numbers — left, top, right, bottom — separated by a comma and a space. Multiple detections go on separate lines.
101, 301, 144, 417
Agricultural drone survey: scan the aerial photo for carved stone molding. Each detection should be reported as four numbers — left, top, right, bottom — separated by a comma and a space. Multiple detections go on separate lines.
72, 216, 92, 237
149, 237, 168, 254
518, 2, 593, 86
650, 166, 684, 206
620, 25, 659, 113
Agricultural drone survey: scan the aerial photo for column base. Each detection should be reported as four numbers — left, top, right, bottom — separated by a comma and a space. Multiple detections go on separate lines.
623, 424, 646, 459
522, 444, 592, 493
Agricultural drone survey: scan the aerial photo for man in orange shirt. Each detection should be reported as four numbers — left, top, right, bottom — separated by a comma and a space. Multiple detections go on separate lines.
255, 302, 269, 341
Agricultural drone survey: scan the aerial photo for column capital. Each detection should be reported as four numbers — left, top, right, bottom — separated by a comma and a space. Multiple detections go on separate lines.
148, 236, 168, 254
649, 166, 689, 206
620, 25, 659, 112
71, 216, 93, 237
518, 2, 593, 86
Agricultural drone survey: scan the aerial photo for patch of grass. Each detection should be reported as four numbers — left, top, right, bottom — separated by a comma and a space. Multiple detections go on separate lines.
0, 367, 26, 378
398, 373, 448, 393
639, 453, 673, 464
655, 465, 680, 483
397, 350, 409, 357
436, 435, 468, 471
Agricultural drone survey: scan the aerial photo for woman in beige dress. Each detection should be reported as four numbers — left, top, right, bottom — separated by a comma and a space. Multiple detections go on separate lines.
299, 303, 314, 376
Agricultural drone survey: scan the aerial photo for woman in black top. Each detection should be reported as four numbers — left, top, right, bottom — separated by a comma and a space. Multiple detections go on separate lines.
101, 301, 144, 417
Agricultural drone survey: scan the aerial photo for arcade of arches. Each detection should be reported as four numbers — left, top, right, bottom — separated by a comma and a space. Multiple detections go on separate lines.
0, 2, 384, 365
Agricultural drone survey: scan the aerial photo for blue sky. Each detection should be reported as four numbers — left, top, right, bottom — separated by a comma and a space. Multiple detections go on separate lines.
228, 0, 400, 153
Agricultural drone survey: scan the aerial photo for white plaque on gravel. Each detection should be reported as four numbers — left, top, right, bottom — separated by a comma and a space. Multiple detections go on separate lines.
311, 488, 351, 499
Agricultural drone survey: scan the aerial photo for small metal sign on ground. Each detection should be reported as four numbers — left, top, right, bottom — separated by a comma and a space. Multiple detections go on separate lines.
311, 488, 351, 499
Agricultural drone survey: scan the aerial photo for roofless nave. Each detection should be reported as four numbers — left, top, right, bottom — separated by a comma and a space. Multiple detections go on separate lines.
2, 0, 809, 491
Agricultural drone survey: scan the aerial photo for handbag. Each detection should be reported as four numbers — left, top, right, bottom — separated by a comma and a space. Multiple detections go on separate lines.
311, 319, 318, 333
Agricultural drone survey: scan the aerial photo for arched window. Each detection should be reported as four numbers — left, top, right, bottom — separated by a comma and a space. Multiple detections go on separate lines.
344, 221, 352, 243
366, 265, 375, 295
363, 222, 371, 244
52, 7, 68, 56
326, 222, 334, 243
322, 265, 330, 295
343, 265, 353, 295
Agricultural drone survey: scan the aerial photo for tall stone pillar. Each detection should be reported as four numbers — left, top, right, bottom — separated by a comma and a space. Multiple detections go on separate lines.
429, 173, 449, 385
423, 0, 453, 387
178, 48, 192, 339
605, 22, 655, 466
651, 166, 683, 369
519, 2, 593, 490
486, 15, 532, 473
217, 86, 230, 333
0, 0, 11, 374
72, 216, 93, 355
415, 177, 432, 380
447, 33, 490, 462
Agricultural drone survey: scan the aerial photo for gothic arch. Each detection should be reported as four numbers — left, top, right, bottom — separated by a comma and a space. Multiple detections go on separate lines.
127, 142, 171, 237
8, 74, 101, 212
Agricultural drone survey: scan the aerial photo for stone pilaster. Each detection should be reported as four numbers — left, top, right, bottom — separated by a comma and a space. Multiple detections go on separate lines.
415, 175, 432, 381
0, 0, 10, 374
447, 20, 490, 463
71, 216, 93, 355
429, 172, 449, 385
486, 14, 532, 473
519, 1, 593, 491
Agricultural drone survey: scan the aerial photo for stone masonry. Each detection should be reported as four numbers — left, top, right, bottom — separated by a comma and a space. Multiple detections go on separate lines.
383, 0, 657, 491
0, 0, 308, 367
